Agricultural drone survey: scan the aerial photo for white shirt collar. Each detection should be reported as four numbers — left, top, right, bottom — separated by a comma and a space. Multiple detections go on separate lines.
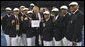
7, 14, 10, 17
36, 13, 41, 22
28, 17, 32, 20
46, 18, 50, 21
21, 12, 24, 15
55, 15, 59, 20
63, 12, 68, 16
14, 15, 18, 18
72, 9, 78, 14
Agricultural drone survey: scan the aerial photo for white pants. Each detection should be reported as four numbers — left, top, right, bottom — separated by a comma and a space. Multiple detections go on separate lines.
67, 40, 81, 46
10, 35, 18, 46
32, 36, 36, 46
53, 37, 62, 46
62, 37, 68, 46
43, 41, 53, 46
39, 34, 42, 45
22, 34, 27, 46
26, 37, 33, 46
4, 34, 11, 46
17, 36, 24, 46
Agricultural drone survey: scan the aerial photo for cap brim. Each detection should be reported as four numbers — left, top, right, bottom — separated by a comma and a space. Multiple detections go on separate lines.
69, 4, 78, 6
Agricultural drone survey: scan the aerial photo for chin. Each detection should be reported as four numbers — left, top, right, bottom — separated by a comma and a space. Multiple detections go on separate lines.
71, 10, 75, 12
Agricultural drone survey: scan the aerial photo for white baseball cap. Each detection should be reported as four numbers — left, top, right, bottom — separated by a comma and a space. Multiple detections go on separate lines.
43, 11, 50, 15
20, 6, 25, 8
5, 7, 12, 10
27, 11, 33, 14
52, 8, 59, 12
23, 8, 29, 10
60, 5, 68, 9
69, 2, 78, 6
13, 8, 19, 11
30, 3, 35, 6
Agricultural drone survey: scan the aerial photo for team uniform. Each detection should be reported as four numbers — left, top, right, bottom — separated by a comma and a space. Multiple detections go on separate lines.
1, 7, 12, 46
60, 5, 71, 46
66, 2, 84, 46
9, 8, 20, 46
61, 12, 71, 46
42, 11, 53, 46
22, 11, 35, 46
66, 10, 84, 46
50, 8, 63, 46
20, 8, 29, 46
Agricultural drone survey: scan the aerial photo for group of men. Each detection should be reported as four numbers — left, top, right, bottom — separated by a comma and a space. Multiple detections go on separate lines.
1, 2, 84, 46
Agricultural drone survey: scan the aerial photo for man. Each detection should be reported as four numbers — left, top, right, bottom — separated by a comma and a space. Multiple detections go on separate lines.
51, 8, 60, 22
2, 7, 12, 46
40, 7, 46, 18
60, 5, 71, 46
51, 8, 64, 46
18, 6, 26, 46
19, 6, 25, 21
21, 7, 29, 46
29, 3, 35, 11
19, 5, 25, 17
42, 11, 53, 46
67, 2, 84, 46
22, 11, 34, 46
20, 6, 25, 12
10, 8, 20, 46
39, 7, 46, 46
33, 6, 41, 46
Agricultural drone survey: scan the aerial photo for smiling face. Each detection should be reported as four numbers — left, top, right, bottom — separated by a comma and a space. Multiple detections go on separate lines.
70, 5, 79, 12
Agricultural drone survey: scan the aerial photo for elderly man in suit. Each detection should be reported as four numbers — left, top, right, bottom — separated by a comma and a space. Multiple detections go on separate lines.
33, 6, 42, 46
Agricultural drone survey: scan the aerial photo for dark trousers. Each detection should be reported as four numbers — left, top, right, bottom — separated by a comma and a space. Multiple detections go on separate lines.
35, 30, 39, 46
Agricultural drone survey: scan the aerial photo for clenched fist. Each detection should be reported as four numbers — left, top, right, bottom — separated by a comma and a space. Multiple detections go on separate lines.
43, 23, 46, 27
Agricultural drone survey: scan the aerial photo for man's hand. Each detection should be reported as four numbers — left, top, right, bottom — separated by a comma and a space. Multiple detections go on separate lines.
12, 20, 15, 24
72, 41, 77, 46
43, 23, 45, 27
50, 14, 54, 16
41, 18, 44, 22
21, 16, 23, 21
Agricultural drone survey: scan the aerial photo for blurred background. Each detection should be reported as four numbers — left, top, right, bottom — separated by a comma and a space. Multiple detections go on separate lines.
1, 1, 84, 16
1, 1, 84, 46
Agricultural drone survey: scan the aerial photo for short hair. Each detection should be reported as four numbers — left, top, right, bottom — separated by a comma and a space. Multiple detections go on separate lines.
33, 6, 39, 12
